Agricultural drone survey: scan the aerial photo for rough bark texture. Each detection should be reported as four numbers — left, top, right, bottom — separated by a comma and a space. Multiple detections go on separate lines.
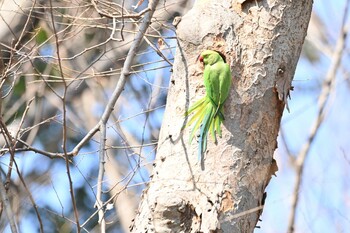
131, 1, 312, 232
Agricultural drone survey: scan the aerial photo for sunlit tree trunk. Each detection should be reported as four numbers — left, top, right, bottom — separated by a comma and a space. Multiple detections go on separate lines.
131, 1, 313, 232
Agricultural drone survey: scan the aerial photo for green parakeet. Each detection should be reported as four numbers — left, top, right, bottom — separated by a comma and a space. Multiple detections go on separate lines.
184, 50, 232, 162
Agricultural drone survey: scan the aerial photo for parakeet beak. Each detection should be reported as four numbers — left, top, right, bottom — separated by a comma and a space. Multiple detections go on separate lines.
197, 55, 204, 63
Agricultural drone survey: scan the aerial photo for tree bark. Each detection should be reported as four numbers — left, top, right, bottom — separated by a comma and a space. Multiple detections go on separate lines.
131, 1, 312, 232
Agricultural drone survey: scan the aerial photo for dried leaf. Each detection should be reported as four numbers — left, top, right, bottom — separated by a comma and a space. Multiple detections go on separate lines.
157, 38, 165, 50
132, 0, 145, 10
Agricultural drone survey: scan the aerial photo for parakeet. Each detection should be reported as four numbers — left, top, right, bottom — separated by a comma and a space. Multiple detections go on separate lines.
184, 50, 232, 162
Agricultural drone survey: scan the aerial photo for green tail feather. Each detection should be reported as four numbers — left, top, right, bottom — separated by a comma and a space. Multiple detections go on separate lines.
189, 110, 206, 144
185, 97, 206, 116
184, 96, 225, 161
198, 105, 215, 161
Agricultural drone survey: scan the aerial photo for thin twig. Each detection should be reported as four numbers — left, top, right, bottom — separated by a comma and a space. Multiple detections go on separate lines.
91, 0, 150, 19
287, 3, 349, 232
109, 142, 158, 149
13, 98, 34, 147
49, 0, 81, 231
0, 118, 16, 191
0, 171, 18, 233
12, 159, 44, 233
120, 0, 125, 41
143, 36, 173, 66
3, 97, 44, 232
82, 154, 145, 228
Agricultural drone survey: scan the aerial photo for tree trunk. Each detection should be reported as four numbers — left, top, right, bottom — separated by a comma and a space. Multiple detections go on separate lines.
131, 1, 312, 232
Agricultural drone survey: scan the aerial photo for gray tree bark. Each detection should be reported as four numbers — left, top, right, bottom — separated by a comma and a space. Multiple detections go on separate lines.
131, 1, 312, 232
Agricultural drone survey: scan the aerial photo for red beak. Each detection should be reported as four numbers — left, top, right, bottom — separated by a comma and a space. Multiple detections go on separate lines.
197, 55, 203, 63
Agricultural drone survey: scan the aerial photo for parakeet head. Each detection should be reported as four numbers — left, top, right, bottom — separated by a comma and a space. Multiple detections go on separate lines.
198, 50, 226, 65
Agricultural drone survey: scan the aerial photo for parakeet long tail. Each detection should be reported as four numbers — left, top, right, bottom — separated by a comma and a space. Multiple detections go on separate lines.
184, 97, 224, 161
